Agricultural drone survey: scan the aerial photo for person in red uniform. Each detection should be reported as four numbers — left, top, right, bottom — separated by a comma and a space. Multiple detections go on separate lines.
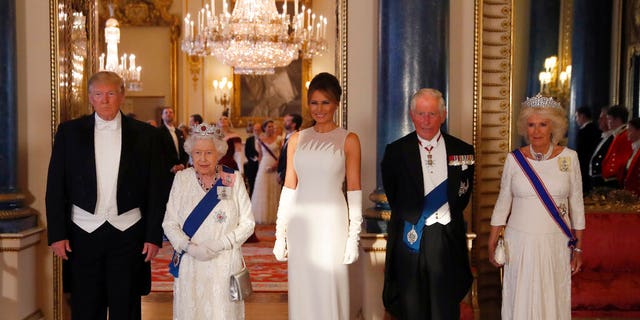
601, 106, 632, 187
623, 118, 640, 196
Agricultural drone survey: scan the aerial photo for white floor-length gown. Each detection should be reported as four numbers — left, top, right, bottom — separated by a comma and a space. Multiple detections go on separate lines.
288, 127, 351, 320
491, 148, 585, 320
251, 138, 281, 224
162, 168, 255, 320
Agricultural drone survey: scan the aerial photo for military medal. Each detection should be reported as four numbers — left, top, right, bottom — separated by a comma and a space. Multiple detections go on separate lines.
418, 133, 442, 168
407, 225, 418, 245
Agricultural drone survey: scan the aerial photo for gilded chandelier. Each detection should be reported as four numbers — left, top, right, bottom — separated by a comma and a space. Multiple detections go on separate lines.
181, 0, 327, 75
538, 56, 571, 108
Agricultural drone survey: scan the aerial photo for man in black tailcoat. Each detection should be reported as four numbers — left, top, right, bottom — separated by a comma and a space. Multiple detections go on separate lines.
46, 71, 167, 319
382, 88, 474, 319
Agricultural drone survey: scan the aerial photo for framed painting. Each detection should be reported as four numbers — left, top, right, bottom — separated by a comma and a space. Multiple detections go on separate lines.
232, 56, 311, 129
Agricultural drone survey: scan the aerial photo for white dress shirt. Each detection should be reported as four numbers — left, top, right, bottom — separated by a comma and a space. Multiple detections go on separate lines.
165, 123, 180, 157
72, 113, 141, 233
417, 131, 451, 226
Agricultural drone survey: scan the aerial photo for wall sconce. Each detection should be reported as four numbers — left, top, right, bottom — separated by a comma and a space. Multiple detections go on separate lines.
213, 77, 233, 117
538, 55, 571, 107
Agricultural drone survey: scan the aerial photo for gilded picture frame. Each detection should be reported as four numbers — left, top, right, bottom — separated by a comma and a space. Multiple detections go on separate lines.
232, 59, 311, 128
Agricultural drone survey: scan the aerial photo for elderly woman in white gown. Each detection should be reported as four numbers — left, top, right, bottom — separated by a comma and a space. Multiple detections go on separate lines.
488, 94, 585, 320
162, 123, 255, 320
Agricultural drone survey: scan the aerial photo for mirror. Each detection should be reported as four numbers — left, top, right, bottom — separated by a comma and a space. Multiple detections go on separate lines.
49, 0, 346, 318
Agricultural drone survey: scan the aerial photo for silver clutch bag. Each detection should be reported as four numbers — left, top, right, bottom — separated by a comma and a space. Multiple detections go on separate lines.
230, 254, 253, 301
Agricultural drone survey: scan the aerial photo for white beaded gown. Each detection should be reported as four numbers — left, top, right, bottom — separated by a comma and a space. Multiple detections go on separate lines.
491, 148, 585, 320
288, 127, 351, 320
162, 168, 255, 320
251, 137, 282, 224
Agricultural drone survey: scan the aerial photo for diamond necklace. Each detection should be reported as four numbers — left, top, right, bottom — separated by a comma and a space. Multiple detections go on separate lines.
529, 144, 553, 161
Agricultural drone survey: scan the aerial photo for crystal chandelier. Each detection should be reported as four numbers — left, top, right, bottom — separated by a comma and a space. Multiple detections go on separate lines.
181, 0, 327, 75
98, 12, 143, 91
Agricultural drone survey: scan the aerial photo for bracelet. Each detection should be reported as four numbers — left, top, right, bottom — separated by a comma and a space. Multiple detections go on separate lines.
573, 247, 583, 253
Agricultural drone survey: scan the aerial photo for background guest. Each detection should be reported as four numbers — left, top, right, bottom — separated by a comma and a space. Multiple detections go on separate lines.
189, 113, 203, 126
575, 106, 602, 194
162, 123, 255, 319
602, 105, 632, 187
273, 72, 362, 320
251, 120, 281, 224
218, 115, 244, 172
159, 106, 189, 178
588, 106, 614, 189
623, 117, 640, 196
489, 94, 585, 320
277, 113, 302, 185
244, 122, 262, 197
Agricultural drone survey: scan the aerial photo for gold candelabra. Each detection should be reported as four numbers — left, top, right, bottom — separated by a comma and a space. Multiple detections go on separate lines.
538, 56, 571, 108
213, 77, 233, 117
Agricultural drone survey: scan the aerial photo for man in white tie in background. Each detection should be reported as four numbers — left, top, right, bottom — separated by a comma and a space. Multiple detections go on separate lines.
277, 113, 302, 185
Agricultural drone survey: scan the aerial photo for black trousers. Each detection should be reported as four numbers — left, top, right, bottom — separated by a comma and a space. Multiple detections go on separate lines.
392, 223, 462, 320
69, 222, 144, 320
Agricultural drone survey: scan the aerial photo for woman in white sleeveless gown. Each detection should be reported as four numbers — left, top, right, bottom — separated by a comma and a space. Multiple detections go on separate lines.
273, 73, 363, 320
251, 120, 282, 224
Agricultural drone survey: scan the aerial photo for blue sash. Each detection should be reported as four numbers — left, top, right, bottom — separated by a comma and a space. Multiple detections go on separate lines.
169, 166, 234, 277
402, 179, 448, 253
512, 149, 577, 248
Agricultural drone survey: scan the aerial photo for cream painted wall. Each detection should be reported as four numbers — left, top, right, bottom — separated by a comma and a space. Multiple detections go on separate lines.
16, 1, 477, 318
15, 0, 54, 318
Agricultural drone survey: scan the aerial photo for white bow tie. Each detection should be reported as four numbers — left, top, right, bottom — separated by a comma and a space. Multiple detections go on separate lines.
95, 119, 118, 131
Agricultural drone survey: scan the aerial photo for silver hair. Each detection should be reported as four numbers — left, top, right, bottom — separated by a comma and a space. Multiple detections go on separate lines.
410, 88, 446, 114
183, 134, 228, 157
517, 102, 568, 145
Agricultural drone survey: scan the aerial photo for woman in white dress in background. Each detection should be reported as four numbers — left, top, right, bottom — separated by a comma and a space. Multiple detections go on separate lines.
488, 94, 585, 319
273, 72, 363, 320
251, 120, 282, 224
162, 123, 255, 320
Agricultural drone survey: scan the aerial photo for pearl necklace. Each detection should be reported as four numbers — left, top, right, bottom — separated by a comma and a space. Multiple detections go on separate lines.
529, 144, 554, 161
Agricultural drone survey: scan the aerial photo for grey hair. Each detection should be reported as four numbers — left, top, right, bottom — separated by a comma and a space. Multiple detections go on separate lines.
517, 104, 568, 145
410, 88, 446, 114
183, 134, 228, 157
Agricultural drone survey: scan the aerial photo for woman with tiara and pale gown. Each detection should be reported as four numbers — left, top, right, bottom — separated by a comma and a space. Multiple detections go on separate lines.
273, 72, 363, 319
251, 120, 282, 224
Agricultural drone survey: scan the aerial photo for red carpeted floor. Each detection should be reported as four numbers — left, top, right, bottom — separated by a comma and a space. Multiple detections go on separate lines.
151, 224, 287, 292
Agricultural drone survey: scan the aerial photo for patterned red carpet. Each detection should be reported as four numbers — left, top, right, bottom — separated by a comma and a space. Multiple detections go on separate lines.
151, 224, 287, 292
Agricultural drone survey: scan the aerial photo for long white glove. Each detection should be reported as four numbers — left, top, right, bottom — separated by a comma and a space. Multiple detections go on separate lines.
187, 243, 212, 261
204, 235, 232, 254
273, 187, 295, 261
343, 190, 363, 264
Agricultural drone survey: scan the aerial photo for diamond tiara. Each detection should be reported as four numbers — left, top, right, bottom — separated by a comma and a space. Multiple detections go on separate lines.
191, 123, 225, 139
522, 94, 562, 109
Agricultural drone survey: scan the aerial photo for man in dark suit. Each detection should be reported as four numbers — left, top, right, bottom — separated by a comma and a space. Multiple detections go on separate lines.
46, 71, 167, 319
575, 106, 602, 194
589, 106, 614, 189
382, 88, 474, 319
159, 106, 189, 177
244, 122, 262, 196
277, 113, 302, 185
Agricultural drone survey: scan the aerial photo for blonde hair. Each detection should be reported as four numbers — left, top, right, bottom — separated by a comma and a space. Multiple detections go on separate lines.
88, 71, 125, 94
517, 105, 568, 145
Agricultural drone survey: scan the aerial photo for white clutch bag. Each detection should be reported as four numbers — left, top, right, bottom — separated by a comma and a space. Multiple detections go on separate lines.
494, 237, 506, 265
